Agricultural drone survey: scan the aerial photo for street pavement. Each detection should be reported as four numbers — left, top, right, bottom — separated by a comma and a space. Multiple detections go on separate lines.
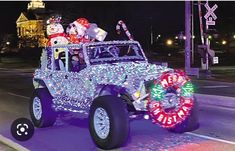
192, 79, 235, 97
0, 68, 235, 151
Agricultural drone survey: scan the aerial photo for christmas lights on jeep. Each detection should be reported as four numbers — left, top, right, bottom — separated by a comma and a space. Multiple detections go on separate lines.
30, 17, 199, 150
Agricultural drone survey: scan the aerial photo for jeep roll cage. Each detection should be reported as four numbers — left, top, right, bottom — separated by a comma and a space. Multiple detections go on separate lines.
45, 40, 148, 72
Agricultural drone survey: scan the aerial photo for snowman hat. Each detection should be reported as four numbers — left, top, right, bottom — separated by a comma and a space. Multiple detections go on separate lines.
47, 15, 62, 25
75, 18, 90, 29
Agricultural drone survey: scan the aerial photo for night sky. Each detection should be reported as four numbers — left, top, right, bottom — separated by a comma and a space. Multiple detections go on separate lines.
1, 1, 235, 44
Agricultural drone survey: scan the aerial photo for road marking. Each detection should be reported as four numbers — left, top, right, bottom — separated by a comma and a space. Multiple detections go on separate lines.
7, 92, 30, 99
0, 134, 30, 151
201, 85, 230, 88
187, 132, 235, 145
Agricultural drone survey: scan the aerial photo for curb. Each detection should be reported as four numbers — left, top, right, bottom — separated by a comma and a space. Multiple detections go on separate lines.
195, 93, 235, 108
0, 134, 29, 151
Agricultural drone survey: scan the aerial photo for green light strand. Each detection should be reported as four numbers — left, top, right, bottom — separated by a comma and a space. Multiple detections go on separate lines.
151, 84, 165, 101
181, 82, 194, 97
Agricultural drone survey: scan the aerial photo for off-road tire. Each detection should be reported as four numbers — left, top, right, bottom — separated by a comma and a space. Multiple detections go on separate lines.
30, 88, 57, 127
89, 95, 129, 149
168, 97, 199, 133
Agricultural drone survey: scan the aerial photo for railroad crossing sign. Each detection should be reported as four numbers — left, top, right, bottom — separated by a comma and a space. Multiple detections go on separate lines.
204, 3, 218, 26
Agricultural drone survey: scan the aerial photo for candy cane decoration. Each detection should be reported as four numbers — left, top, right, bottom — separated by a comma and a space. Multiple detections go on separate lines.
116, 20, 134, 40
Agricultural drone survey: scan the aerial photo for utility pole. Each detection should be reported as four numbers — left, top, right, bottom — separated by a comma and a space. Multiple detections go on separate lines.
185, 1, 199, 78
185, 1, 191, 70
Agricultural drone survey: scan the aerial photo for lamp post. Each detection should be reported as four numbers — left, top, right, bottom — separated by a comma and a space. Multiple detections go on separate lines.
191, 1, 194, 65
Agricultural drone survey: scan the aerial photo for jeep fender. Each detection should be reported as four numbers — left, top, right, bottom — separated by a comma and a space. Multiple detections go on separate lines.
96, 85, 135, 112
33, 79, 47, 89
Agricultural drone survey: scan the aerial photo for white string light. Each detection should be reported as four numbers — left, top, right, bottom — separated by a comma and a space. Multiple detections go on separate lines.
34, 62, 171, 113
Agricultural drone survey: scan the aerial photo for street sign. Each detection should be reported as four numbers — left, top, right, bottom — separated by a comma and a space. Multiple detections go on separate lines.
204, 3, 218, 26
206, 17, 215, 26
213, 56, 219, 64
204, 3, 218, 20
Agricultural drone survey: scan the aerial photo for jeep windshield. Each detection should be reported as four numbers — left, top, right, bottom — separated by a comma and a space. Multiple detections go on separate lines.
85, 42, 146, 64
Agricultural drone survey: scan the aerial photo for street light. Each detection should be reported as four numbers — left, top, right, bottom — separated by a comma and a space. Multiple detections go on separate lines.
166, 39, 173, 46
222, 40, 227, 45
6, 41, 10, 45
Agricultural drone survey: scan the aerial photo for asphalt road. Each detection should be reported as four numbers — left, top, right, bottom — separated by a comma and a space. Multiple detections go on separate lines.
0, 68, 235, 151
192, 79, 235, 97
1, 68, 235, 98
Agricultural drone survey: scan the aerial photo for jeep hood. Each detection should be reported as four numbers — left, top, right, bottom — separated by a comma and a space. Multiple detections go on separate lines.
87, 62, 173, 85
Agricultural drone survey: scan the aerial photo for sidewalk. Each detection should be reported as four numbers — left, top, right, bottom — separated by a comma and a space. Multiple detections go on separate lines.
0, 135, 29, 151
0, 141, 16, 151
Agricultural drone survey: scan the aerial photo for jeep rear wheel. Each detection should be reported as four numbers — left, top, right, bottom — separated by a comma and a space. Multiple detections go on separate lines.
30, 88, 57, 127
89, 95, 129, 150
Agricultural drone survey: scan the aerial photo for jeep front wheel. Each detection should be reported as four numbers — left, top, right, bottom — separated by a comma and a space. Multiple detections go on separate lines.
29, 88, 57, 127
89, 95, 129, 150
169, 97, 199, 133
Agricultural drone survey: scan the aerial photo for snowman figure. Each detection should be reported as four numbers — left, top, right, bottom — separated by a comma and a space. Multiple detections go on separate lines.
46, 16, 69, 70
46, 16, 69, 47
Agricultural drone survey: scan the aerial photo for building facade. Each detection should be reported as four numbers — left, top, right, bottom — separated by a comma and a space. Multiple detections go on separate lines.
16, 0, 48, 48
